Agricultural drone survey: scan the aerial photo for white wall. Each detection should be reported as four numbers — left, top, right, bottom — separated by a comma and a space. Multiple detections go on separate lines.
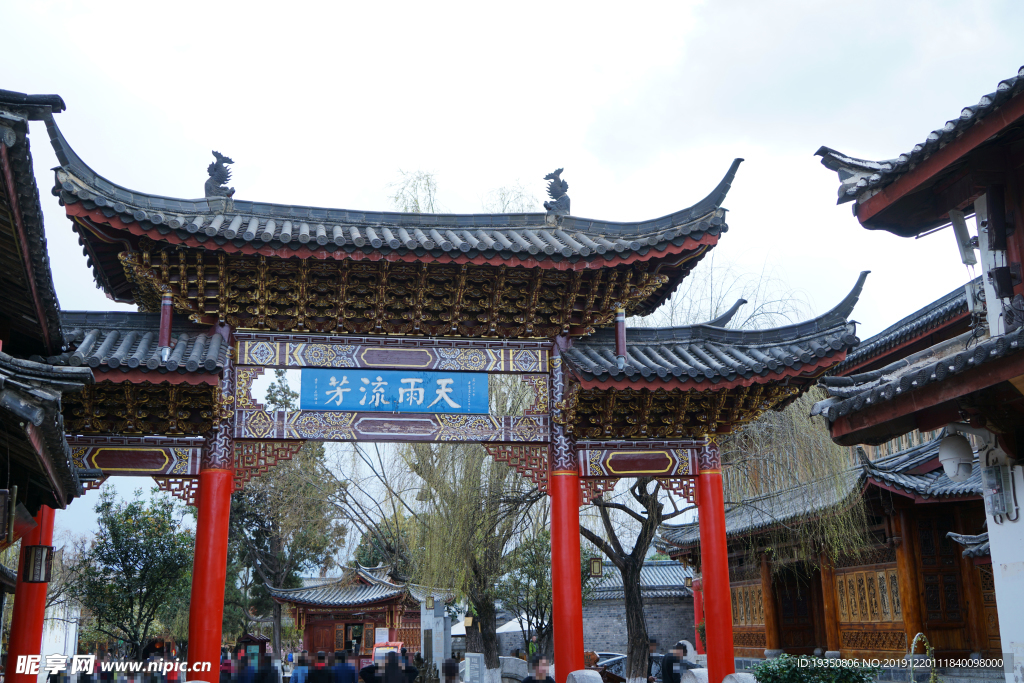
420, 600, 451, 672
982, 450, 1024, 683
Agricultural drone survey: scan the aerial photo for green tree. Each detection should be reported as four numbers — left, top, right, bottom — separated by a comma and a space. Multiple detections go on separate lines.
495, 527, 600, 657
69, 488, 194, 658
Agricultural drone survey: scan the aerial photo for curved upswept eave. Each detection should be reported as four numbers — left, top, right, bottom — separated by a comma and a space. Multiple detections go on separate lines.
47, 113, 740, 243
566, 271, 868, 387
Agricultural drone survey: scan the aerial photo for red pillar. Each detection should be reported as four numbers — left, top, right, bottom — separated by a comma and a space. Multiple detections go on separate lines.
550, 471, 584, 682
698, 449, 734, 683
188, 467, 234, 674
692, 577, 705, 655
8, 505, 55, 683
549, 340, 584, 683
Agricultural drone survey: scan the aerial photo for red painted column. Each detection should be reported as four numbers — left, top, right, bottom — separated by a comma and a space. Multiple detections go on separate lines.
549, 340, 584, 683
550, 470, 584, 682
188, 467, 234, 676
692, 577, 705, 655
158, 292, 173, 350
698, 445, 734, 683
188, 322, 235, 678
8, 505, 55, 683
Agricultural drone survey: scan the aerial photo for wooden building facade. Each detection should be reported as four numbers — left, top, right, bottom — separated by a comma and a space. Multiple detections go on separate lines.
663, 433, 999, 660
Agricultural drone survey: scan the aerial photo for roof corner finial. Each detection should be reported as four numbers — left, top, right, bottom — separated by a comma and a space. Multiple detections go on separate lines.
543, 168, 570, 217
205, 151, 235, 198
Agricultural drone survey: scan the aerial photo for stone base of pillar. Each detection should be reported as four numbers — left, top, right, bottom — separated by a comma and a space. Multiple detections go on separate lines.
824, 651, 841, 660
764, 650, 784, 660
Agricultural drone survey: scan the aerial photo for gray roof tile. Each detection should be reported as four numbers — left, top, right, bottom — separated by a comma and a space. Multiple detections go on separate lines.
947, 532, 990, 558
55, 311, 227, 376
568, 272, 867, 385
813, 325, 1024, 429
44, 115, 741, 265
590, 560, 693, 599
829, 280, 973, 375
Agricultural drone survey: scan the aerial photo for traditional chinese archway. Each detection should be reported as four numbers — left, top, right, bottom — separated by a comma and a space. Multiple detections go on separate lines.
17, 115, 869, 683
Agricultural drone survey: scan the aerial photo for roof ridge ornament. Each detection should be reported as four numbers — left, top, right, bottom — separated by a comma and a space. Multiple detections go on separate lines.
543, 168, 570, 218
205, 151, 235, 199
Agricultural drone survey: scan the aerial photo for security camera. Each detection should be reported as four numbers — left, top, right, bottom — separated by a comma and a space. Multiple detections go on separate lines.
939, 434, 974, 483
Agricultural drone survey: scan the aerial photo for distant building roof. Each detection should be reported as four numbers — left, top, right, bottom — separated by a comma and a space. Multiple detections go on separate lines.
271, 565, 408, 608
659, 434, 982, 551
590, 560, 694, 600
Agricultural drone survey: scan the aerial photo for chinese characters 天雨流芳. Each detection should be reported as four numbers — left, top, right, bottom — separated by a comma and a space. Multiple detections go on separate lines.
428, 378, 461, 409
325, 375, 350, 406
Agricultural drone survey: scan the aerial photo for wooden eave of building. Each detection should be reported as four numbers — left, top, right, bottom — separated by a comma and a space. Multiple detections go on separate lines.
0, 350, 93, 512
44, 115, 744, 329
829, 281, 974, 377
814, 325, 1024, 447
0, 91, 67, 357
816, 65, 1024, 237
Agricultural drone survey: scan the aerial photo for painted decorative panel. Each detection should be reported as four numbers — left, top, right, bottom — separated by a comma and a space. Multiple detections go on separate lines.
236, 335, 548, 372
236, 408, 548, 443
836, 567, 901, 624
69, 435, 202, 476
578, 440, 701, 479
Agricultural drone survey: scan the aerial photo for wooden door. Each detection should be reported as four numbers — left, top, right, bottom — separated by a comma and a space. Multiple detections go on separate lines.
312, 625, 333, 651
976, 565, 1002, 653
915, 515, 965, 626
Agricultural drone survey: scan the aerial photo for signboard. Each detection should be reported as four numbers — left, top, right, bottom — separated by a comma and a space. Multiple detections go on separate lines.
300, 369, 489, 414
375, 628, 391, 645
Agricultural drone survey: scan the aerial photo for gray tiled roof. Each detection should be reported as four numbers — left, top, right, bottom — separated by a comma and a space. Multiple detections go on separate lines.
590, 560, 693, 600
857, 435, 983, 499
0, 351, 93, 506
812, 326, 1024, 429
658, 468, 863, 549
567, 272, 867, 384
829, 280, 973, 375
52, 311, 228, 376
45, 115, 740, 264
0, 562, 16, 593
659, 434, 983, 550
816, 66, 1024, 206
0, 92, 66, 354
947, 532, 990, 558
271, 565, 408, 607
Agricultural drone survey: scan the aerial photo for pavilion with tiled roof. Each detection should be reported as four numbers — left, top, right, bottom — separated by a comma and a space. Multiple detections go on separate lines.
268, 564, 422, 657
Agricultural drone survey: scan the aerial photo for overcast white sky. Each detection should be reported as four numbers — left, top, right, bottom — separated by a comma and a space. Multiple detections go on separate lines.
6, 0, 1023, 538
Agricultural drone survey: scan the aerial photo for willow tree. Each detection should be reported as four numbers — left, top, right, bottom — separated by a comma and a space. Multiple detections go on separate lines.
717, 388, 871, 567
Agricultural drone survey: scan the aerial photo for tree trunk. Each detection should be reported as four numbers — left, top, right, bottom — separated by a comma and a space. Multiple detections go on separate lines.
622, 559, 649, 683
273, 601, 283, 658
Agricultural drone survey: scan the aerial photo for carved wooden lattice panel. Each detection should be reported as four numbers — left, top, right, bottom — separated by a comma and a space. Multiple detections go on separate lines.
123, 243, 677, 337
485, 444, 549, 493
153, 477, 200, 507
840, 629, 907, 651
835, 566, 900, 624
658, 477, 696, 503
233, 441, 305, 489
